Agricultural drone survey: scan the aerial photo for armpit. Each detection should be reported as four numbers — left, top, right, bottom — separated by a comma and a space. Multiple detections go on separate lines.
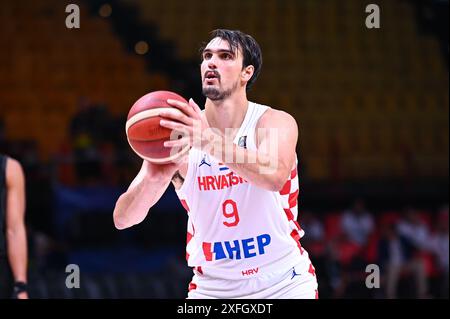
172, 171, 185, 189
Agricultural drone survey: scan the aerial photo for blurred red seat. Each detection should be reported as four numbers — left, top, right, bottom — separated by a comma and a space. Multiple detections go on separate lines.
324, 212, 343, 240
378, 211, 401, 226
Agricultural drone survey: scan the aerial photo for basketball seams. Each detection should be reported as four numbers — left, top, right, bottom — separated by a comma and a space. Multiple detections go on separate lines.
125, 107, 185, 132
125, 106, 188, 163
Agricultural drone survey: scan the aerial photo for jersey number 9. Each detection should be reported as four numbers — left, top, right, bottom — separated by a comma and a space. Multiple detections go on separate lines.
222, 199, 240, 227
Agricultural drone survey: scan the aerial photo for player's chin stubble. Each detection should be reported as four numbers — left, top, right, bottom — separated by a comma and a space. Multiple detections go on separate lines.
202, 82, 237, 101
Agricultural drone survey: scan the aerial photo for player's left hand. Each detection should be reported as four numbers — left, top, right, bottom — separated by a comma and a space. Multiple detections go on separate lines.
159, 98, 212, 150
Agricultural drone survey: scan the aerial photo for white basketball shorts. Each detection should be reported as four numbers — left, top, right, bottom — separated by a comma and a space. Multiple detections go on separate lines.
187, 259, 319, 299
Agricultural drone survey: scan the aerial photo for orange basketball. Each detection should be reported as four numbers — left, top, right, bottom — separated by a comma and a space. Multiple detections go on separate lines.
126, 90, 190, 164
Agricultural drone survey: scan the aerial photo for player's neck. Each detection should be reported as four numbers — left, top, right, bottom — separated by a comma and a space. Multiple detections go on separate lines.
205, 93, 249, 133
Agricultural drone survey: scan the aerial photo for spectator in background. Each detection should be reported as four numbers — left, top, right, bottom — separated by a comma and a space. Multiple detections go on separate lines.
327, 199, 375, 298
300, 211, 325, 244
69, 97, 92, 141
341, 199, 374, 247
428, 205, 449, 298
397, 207, 430, 250
69, 97, 99, 184
378, 207, 429, 298
300, 211, 331, 297
69, 98, 114, 185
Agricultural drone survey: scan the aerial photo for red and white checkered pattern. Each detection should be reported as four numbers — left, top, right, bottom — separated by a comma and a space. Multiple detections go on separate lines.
180, 198, 195, 261
278, 162, 305, 253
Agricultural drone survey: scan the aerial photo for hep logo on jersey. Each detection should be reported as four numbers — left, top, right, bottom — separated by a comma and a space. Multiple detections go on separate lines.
202, 234, 271, 261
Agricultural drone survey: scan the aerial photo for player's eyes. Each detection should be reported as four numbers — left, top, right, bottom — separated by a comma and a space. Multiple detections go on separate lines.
221, 53, 232, 60
202, 52, 233, 60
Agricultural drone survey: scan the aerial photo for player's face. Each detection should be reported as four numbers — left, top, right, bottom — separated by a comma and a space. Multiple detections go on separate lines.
201, 37, 243, 101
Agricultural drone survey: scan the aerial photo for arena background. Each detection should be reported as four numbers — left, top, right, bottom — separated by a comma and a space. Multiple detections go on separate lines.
0, 0, 448, 299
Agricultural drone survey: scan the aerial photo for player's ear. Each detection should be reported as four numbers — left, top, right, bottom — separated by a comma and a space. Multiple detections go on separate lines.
241, 65, 254, 82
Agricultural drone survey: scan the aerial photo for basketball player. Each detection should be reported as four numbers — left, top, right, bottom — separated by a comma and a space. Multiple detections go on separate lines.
113, 29, 318, 298
0, 154, 28, 299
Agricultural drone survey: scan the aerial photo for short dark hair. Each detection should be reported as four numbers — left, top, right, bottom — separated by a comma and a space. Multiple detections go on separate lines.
200, 29, 263, 91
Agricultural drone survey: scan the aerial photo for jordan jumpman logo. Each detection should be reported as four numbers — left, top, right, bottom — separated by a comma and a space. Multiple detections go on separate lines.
199, 154, 211, 167
291, 267, 301, 280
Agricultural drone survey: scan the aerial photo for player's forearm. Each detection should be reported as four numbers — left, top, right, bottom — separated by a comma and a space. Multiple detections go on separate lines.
113, 174, 171, 229
209, 139, 287, 191
6, 225, 28, 282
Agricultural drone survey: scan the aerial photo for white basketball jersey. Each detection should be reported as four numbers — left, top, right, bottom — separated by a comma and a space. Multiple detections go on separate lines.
175, 101, 308, 280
